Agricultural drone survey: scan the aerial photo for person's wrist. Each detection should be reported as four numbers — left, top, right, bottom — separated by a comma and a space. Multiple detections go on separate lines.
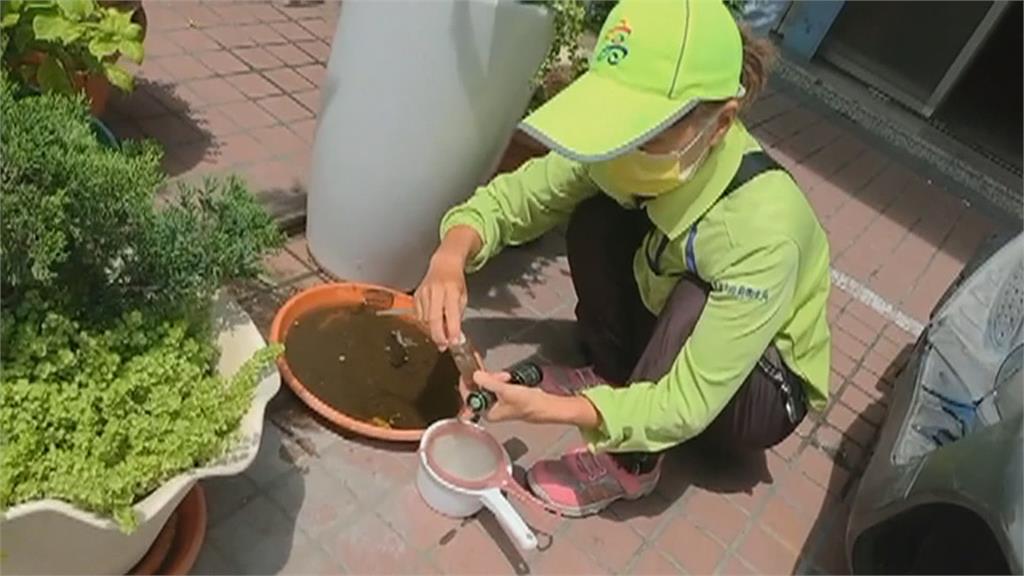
525, 393, 599, 428
521, 388, 555, 423
430, 247, 467, 272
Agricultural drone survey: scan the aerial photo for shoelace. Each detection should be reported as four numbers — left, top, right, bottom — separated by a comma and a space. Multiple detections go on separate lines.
575, 450, 609, 482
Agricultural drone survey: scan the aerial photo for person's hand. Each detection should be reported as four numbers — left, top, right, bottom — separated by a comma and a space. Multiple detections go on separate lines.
474, 370, 604, 429
473, 370, 546, 422
415, 250, 467, 350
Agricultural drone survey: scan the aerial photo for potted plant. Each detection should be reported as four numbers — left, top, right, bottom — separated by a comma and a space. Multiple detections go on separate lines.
526, 0, 588, 110
0, 69, 283, 575
494, 0, 589, 174
0, 0, 145, 116
98, 0, 147, 39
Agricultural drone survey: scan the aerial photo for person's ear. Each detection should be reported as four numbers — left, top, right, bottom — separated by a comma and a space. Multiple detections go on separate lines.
708, 100, 740, 146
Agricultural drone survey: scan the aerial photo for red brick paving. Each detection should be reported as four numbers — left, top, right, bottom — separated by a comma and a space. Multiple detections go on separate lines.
739, 523, 801, 575
684, 488, 749, 544
629, 547, 682, 575
106, 2, 1018, 574
657, 516, 726, 574
565, 513, 645, 573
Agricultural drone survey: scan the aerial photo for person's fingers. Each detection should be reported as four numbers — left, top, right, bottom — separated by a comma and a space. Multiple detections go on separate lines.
474, 370, 512, 390
443, 286, 462, 345
414, 285, 428, 326
484, 407, 511, 423
427, 287, 448, 350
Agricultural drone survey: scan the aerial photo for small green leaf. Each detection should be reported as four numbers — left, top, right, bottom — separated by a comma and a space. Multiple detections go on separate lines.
57, 0, 94, 21
37, 56, 73, 94
122, 21, 142, 41
99, 6, 135, 36
88, 36, 118, 58
118, 38, 143, 63
33, 14, 77, 42
103, 62, 132, 91
12, 24, 34, 51
1, 12, 21, 29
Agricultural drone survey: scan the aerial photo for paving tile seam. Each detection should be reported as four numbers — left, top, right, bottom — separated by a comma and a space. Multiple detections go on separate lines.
787, 120, 849, 166
623, 543, 689, 576
829, 267, 924, 337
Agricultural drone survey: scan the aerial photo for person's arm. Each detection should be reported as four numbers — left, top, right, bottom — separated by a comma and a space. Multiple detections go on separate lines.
576, 239, 800, 453
440, 151, 598, 272
417, 152, 597, 348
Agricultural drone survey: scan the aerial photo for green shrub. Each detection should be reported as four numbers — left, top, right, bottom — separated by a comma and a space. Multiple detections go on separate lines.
0, 71, 285, 530
0, 73, 281, 320
524, 0, 589, 111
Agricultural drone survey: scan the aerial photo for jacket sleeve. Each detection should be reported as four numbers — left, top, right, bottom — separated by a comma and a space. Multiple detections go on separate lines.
439, 152, 598, 271
580, 239, 800, 453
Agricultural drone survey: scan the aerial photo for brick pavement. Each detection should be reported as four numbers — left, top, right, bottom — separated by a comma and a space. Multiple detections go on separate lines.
107, 2, 1015, 574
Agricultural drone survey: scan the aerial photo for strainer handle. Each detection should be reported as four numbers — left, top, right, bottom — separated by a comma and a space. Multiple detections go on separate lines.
480, 489, 538, 551
501, 479, 564, 538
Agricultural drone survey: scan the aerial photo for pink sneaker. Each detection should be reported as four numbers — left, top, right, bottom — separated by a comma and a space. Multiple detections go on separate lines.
526, 448, 660, 517
509, 362, 608, 397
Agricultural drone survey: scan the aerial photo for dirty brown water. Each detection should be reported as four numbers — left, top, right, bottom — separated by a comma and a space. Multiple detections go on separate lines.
284, 305, 462, 430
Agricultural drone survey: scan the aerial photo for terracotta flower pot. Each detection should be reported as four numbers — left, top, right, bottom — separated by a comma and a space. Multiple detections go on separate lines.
14, 51, 114, 116
128, 485, 207, 576
73, 71, 112, 117
492, 130, 550, 176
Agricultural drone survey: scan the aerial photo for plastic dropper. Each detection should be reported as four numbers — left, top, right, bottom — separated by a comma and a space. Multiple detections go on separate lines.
448, 334, 496, 421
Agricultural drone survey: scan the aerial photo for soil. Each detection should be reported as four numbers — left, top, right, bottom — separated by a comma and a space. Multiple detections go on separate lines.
283, 305, 462, 430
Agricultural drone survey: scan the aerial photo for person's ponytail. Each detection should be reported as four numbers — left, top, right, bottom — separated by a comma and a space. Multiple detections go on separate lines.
736, 25, 777, 109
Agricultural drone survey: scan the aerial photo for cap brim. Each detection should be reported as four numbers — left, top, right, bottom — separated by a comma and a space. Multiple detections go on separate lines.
519, 72, 700, 163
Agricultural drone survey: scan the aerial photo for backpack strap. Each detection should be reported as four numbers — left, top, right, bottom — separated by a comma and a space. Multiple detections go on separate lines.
720, 150, 785, 199
646, 150, 787, 279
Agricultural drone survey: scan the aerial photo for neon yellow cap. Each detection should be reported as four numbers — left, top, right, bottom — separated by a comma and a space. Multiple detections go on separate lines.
520, 0, 745, 162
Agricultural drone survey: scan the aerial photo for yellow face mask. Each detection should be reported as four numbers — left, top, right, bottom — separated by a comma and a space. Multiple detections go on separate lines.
592, 118, 715, 197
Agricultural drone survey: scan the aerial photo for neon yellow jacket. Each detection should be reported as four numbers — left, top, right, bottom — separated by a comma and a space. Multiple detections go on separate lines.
441, 122, 831, 453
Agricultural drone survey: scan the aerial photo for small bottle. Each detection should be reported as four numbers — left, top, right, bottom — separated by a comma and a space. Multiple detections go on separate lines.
449, 334, 496, 420
466, 389, 497, 416
449, 334, 481, 381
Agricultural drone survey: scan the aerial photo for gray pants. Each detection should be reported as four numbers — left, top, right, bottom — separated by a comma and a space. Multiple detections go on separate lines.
566, 195, 805, 465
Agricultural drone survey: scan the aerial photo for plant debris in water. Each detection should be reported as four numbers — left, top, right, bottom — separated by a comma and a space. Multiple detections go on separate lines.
284, 305, 462, 430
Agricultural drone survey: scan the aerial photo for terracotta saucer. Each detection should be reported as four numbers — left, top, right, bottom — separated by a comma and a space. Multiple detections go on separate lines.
270, 282, 454, 443
129, 484, 207, 575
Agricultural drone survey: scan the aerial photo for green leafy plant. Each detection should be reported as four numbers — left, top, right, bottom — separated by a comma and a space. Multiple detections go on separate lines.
585, 0, 616, 34
0, 70, 284, 530
525, 0, 589, 110
1, 0, 144, 94
0, 296, 283, 530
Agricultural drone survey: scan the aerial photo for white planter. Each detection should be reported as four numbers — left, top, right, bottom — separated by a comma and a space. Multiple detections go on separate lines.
306, 0, 554, 292
0, 294, 281, 575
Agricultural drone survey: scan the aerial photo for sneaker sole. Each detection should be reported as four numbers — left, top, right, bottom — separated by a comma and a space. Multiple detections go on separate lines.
525, 467, 660, 518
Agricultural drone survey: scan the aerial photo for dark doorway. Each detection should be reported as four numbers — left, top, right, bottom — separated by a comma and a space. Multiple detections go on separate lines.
933, 1, 1023, 175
